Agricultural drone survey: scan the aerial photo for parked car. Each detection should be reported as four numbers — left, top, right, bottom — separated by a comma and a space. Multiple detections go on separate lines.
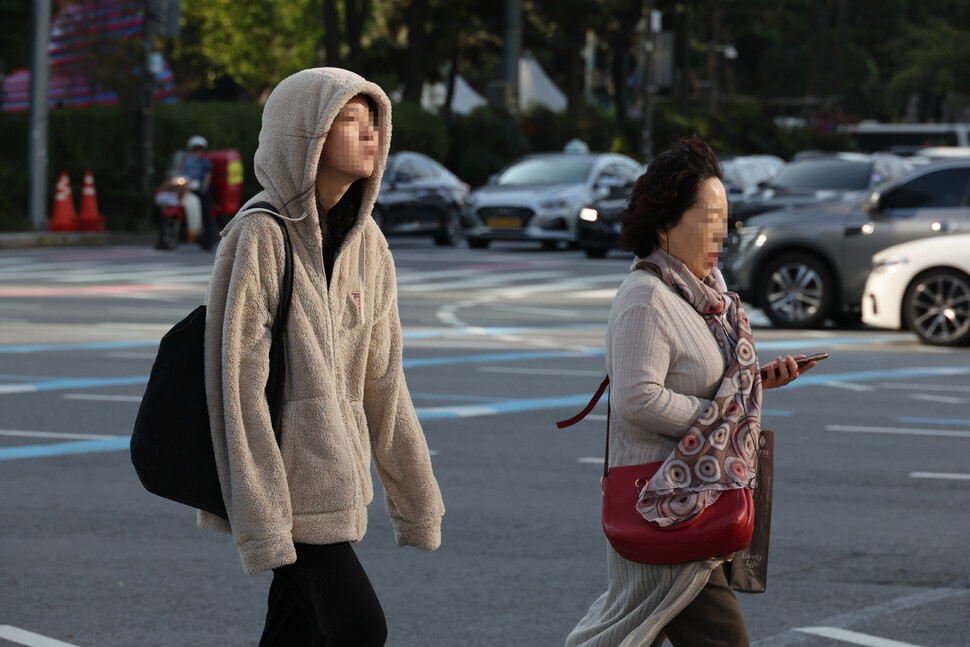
725, 160, 970, 328
462, 152, 642, 249
575, 176, 638, 258
731, 152, 912, 225
862, 234, 970, 346
721, 155, 785, 208
374, 151, 470, 246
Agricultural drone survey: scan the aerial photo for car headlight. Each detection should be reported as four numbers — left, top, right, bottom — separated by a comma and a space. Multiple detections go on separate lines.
579, 208, 599, 222
871, 256, 908, 274
539, 197, 572, 211
736, 227, 765, 252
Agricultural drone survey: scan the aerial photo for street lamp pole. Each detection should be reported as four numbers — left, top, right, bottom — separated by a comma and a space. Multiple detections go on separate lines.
638, 0, 655, 164
138, 0, 157, 223
28, 0, 52, 231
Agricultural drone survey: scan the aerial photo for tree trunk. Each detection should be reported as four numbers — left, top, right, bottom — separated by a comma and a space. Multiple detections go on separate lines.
345, 0, 370, 73
442, 35, 460, 121
565, 21, 584, 115
323, 0, 340, 67
609, 31, 628, 122
403, 0, 430, 103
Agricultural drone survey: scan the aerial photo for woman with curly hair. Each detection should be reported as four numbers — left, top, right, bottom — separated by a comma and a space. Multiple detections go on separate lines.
565, 136, 815, 647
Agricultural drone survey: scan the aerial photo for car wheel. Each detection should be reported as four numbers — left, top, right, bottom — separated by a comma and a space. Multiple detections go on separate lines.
433, 206, 464, 247
372, 206, 386, 232
541, 240, 560, 251
467, 237, 490, 249
902, 268, 970, 346
758, 253, 834, 329
584, 247, 608, 259
158, 217, 180, 250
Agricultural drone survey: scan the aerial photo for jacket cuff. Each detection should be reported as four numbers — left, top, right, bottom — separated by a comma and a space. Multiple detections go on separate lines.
238, 534, 297, 575
392, 517, 442, 551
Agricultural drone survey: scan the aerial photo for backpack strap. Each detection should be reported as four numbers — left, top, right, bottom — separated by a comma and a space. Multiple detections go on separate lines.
247, 202, 292, 447
556, 376, 612, 478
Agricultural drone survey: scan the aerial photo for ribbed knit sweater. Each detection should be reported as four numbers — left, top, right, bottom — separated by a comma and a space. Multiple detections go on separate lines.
566, 261, 727, 647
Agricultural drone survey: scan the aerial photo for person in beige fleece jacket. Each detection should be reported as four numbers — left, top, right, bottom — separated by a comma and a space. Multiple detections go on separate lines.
202, 67, 444, 646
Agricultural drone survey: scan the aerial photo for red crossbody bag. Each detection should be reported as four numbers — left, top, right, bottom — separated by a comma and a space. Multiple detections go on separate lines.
557, 377, 755, 564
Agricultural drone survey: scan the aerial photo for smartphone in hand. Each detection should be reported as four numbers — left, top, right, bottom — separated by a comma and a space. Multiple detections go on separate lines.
760, 352, 828, 378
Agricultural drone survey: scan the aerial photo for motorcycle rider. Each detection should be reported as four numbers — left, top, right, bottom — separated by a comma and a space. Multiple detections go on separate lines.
180, 135, 215, 249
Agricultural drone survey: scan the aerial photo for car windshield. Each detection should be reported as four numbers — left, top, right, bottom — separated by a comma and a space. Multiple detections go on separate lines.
496, 158, 595, 186
771, 159, 872, 191
770, 159, 874, 191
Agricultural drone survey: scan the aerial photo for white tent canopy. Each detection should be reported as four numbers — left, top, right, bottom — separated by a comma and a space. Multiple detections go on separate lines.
421, 57, 567, 115
518, 56, 566, 113
421, 74, 486, 115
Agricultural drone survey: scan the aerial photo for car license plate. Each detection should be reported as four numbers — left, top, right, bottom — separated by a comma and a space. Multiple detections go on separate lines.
486, 217, 522, 228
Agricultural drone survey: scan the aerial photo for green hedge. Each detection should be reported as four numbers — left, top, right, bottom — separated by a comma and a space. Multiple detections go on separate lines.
0, 98, 855, 231
0, 102, 264, 231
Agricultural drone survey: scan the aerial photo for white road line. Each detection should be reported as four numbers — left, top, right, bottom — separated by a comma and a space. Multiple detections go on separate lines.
910, 472, 970, 481
793, 627, 921, 647
586, 414, 608, 421
908, 393, 967, 404
63, 394, 143, 402
0, 625, 81, 647
878, 383, 970, 393
751, 588, 967, 647
477, 367, 604, 377
577, 457, 603, 464
105, 352, 158, 359
0, 429, 117, 440
826, 425, 970, 438
825, 382, 875, 392
413, 405, 498, 418
487, 304, 582, 317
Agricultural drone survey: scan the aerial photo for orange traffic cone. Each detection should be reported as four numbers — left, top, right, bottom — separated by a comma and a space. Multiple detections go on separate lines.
77, 170, 106, 232
48, 171, 79, 232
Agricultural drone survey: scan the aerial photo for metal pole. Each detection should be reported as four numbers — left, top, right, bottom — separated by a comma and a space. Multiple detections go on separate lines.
639, 0, 655, 164
29, 0, 52, 231
139, 0, 156, 220
502, 0, 521, 114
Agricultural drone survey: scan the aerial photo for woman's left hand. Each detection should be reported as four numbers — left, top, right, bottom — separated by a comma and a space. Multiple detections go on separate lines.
760, 354, 816, 390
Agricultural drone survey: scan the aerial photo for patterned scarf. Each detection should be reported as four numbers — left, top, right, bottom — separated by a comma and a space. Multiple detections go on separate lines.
634, 249, 763, 527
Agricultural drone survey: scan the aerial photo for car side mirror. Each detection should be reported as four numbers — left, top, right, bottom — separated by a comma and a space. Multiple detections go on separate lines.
394, 172, 413, 188
864, 191, 882, 217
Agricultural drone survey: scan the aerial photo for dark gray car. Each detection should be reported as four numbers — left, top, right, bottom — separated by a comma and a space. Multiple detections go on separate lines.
725, 160, 970, 328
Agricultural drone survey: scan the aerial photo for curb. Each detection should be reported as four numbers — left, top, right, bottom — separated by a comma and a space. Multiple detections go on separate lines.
0, 232, 158, 250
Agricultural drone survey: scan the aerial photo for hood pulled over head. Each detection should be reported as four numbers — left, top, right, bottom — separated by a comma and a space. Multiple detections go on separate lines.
234, 67, 392, 229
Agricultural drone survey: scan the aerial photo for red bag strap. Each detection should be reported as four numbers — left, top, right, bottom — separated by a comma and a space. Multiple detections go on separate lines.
556, 376, 612, 478
556, 376, 610, 428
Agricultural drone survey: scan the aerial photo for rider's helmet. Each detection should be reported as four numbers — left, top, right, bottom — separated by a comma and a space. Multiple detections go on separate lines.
187, 135, 209, 150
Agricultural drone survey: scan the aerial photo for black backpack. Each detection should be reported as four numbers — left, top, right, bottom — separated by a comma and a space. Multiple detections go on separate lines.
130, 206, 293, 519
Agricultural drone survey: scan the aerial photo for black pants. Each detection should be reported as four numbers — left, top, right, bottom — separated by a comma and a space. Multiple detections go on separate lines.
195, 190, 215, 249
258, 542, 387, 647
651, 565, 750, 647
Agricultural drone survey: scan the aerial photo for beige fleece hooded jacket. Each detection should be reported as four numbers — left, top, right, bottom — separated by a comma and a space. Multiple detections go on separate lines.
201, 68, 444, 575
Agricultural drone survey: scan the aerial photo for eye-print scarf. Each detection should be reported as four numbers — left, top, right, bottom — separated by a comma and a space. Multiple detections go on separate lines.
634, 248, 763, 527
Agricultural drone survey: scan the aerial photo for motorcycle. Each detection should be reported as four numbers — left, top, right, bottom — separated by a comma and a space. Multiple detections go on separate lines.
154, 149, 244, 250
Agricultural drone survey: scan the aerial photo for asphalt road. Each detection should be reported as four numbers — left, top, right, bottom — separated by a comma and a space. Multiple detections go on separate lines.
1, 237, 968, 647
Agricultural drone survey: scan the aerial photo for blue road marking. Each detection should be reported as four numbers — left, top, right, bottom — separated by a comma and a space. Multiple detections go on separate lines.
410, 393, 507, 402
0, 332, 908, 355
897, 417, 970, 427
0, 436, 130, 461
4, 376, 150, 393
403, 349, 602, 368
0, 341, 158, 354
786, 365, 970, 388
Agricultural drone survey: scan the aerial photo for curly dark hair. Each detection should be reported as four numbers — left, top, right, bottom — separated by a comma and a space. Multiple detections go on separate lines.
619, 136, 723, 257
